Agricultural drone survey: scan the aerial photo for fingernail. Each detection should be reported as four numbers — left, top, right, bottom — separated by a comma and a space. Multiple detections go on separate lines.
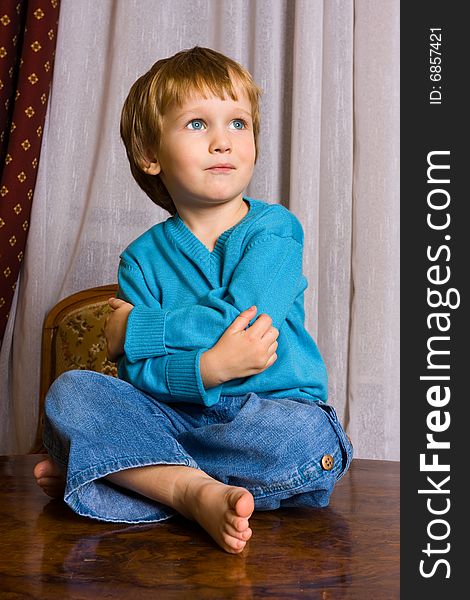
249, 305, 256, 310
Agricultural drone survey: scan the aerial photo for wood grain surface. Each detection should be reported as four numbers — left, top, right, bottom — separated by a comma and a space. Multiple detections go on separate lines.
0, 456, 399, 599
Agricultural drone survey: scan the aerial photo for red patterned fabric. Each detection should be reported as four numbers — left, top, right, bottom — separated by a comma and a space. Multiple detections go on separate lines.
0, 0, 60, 346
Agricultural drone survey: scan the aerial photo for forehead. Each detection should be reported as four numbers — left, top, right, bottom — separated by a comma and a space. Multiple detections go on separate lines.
165, 78, 252, 114
163, 92, 252, 125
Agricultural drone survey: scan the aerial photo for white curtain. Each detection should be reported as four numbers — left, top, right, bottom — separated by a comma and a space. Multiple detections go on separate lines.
0, 0, 399, 460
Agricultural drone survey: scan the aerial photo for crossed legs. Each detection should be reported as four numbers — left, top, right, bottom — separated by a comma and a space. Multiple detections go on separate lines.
34, 458, 254, 554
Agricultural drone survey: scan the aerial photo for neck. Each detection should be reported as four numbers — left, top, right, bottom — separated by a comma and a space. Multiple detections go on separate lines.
175, 197, 249, 243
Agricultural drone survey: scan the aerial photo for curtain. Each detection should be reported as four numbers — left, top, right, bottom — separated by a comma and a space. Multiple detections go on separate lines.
0, 0, 60, 345
0, 0, 399, 460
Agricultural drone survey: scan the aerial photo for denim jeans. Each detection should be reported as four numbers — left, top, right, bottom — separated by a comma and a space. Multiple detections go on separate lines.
43, 370, 353, 523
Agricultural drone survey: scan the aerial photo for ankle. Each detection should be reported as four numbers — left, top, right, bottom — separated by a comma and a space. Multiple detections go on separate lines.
174, 472, 214, 520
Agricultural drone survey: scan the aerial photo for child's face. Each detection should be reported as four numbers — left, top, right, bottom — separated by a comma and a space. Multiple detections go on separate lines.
148, 83, 256, 211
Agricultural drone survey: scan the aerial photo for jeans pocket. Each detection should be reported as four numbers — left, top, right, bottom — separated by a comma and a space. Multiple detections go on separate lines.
316, 401, 354, 480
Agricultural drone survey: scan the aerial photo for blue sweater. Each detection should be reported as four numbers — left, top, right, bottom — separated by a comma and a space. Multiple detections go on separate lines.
117, 197, 328, 406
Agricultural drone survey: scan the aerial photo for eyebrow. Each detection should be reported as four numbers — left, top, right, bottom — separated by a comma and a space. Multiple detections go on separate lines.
175, 106, 253, 120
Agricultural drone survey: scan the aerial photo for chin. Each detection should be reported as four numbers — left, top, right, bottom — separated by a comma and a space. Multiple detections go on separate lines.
210, 196, 244, 205
198, 191, 242, 204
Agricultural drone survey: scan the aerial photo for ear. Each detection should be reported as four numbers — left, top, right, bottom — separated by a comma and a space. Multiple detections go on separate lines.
142, 159, 161, 176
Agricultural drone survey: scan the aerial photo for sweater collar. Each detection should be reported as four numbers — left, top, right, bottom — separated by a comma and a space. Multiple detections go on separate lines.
167, 197, 261, 263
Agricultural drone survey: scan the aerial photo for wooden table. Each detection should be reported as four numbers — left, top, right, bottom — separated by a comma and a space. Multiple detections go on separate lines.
0, 456, 399, 599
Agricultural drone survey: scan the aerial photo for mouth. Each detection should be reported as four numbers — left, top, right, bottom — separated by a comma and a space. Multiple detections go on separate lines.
206, 163, 236, 173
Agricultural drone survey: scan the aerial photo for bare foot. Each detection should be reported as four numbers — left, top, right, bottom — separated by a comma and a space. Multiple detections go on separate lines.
178, 476, 255, 554
106, 465, 255, 554
33, 457, 65, 498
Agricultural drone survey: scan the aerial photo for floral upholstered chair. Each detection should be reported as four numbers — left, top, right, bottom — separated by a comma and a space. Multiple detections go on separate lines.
34, 284, 118, 452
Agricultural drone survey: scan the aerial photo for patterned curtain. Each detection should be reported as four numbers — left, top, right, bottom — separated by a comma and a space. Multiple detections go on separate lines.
0, 0, 60, 346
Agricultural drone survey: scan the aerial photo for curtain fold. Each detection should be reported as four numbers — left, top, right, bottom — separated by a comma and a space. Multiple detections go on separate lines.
0, 0, 60, 346
0, 0, 399, 460
348, 0, 400, 458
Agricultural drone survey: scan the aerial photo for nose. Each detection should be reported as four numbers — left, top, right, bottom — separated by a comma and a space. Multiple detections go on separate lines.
209, 126, 231, 154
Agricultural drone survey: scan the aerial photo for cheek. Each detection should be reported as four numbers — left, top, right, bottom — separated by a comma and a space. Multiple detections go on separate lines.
164, 149, 193, 172
241, 138, 256, 164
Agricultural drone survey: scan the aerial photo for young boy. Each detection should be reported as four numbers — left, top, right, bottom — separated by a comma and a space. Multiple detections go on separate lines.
34, 47, 353, 554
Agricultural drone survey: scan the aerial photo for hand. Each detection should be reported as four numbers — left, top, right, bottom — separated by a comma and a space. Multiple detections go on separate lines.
200, 306, 279, 388
105, 297, 134, 361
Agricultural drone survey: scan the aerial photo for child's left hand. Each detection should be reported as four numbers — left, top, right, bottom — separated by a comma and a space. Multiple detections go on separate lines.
105, 297, 134, 361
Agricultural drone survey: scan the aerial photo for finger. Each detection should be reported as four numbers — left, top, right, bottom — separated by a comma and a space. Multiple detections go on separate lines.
246, 313, 273, 336
265, 352, 278, 367
267, 340, 279, 354
106, 342, 118, 362
227, 306, 257, 333
108, 297, 124, 308
262, 326, 279, 341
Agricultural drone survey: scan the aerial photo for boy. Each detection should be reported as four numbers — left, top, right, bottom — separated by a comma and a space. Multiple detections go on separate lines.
34, 47, 352, 554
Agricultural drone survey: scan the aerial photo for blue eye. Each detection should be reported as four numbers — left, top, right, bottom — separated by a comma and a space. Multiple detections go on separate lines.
230, 119, 246, 130
187, 119, 205, 130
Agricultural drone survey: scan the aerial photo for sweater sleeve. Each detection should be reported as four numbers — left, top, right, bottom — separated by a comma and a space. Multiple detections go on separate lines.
123, 233, 305, 362
116, 261, 223, 406
117, 350, 223, 407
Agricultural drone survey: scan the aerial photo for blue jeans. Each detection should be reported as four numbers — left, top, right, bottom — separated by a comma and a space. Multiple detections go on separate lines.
43, 370, 353, 523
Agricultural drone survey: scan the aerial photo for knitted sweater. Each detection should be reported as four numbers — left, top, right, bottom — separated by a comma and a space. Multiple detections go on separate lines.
117, 197, 328, 406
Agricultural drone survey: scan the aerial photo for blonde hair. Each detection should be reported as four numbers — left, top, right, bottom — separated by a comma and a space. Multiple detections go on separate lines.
120, 46, 262, 215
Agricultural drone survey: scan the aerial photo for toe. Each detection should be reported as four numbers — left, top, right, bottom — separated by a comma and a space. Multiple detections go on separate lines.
39, 482, 63, 498
34, 458, 62, 479
227, 513, 249, 532
227, 488, 254, 519
37, 476, 59, 487
222, 533, 247, 554
33, 460, 47, 479
235, 493, 254, 518
224, 521, 248, 540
